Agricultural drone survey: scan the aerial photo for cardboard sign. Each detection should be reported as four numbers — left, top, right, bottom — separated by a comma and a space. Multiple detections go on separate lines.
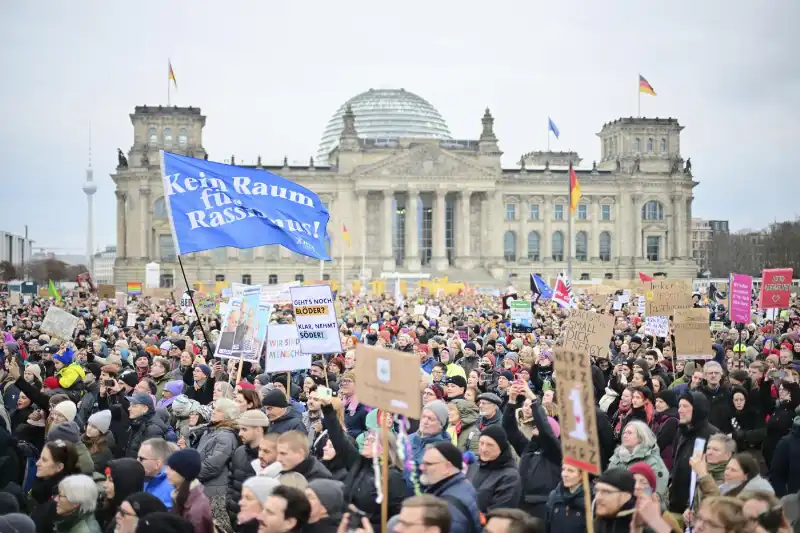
354, 344, 422, 419
644, 316, 670, 338
413, 304, 426, 316
729, 273, 753, 323
552, 347, 601, 474
98, 284, 116, 299
8, 292, 20, 305
759, 268, 792, 309
646, 280, 693, 317
41, 306, 80, 341
674, 308, 712, 360
563, 310, 614, 359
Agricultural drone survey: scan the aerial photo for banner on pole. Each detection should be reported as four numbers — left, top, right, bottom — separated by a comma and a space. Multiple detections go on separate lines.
729, 273, 753, 323
264, 324, 308, 372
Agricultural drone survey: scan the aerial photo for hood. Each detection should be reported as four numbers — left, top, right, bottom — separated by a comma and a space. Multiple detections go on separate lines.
452, 399, 479, 426
107, 458, 146, 505
680, 390, 710, 426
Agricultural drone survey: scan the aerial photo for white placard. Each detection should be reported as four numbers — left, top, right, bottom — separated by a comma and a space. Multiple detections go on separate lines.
413, 304, 426, 316
145, 262, 160, 289
613, 301, 622, 310
41, 307, 79, 340
426, 306, 441, 319
289, 284, 342, 355
618, 293, 630, 304
637, 295, 646, 315
264, 324, 309, 372
260, 281, 300, 305
644, 315, 670, 338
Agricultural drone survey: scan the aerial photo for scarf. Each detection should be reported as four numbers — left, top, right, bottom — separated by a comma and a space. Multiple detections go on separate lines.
614, 403, 631, 435
343, 394, 360, 416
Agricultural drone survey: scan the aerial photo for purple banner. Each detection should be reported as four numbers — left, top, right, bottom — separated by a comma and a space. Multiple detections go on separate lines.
729, 273, 753, 324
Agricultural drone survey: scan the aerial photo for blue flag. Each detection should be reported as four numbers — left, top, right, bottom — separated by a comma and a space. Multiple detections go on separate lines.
530, 273, 553, 301
161, 151, 331, 260
548, 117, 560, 139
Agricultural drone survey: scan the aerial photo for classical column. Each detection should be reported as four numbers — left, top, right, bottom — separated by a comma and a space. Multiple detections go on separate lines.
432, 189, 448, 270
115, 191, 127, 259
617, 191, 629, 258
670, 195, 679, 258
591, 196, 600, 259
404, 190, 420, 271
357, 191, 367, 259
459, 191, 471, 261
542, 197, 552, 261
632, 195, 642, 258
139, 187, 150, 258
489, 190, 503, 262
381, 190, 394, 269
518, 196, 527, 260
685, 196, 694, 258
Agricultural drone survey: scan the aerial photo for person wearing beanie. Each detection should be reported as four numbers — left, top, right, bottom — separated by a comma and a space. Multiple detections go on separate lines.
236, 477, 279, 533
409, 397, 451, 479
158, 380, 185, 408
43, 375, 60, 390
262, 389, 307, 435
53, 347, 87, 390
467, 424, 521, 514
476, 392, 503, 430
83, 410, 115, 474
52, 400, 77, 424
182, 355, 216, 406
114, 492, 168, 533
457, 341, 481, 376
305, 479, 345, 532
122, 391, 170, 460
166, 449, 214, 533
444, 375, 467, 400
0, 514, 35, 533
134, 512, 194, 533
594, 467, 637, 531
88, 409, 112, 435
99, 458, 147, 530
227, 409, 270, 525
652, 389, 680, 470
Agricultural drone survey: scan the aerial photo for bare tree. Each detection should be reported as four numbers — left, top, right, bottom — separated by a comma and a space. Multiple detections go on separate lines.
25, 258, 68, 284
709, 232, 761, 276
0, 261, 18, 281
763, 220, 800, 271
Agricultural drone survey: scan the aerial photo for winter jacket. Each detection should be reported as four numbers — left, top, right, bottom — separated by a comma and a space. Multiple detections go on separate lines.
343, 400, 369, 439
546, 482, 590, 533
266, 409, 307, 435
424, 473, 482, 533
608, 441, 669, 498
27, 471, 69, 533
730, 386, 766, 453
53, 511, 102, 533
408, 428, 451, 491
75, 381, 100, 431
56, 362, 86, 389
226, 442, 258, 521
769, 422, 800, 497
122, 411, 170, 459
502, 398, 561, 520
698, 382, 733, 434
594, 497, 636, 533
143, 468, 174, 509
466, 447, 522, 514
283, 455, 332, 482
650, 407, 679, 470
74, 441, 96, 474
182, 367, 215, 406
450, 399, 480, 453
151, 372, 172, 399
195, 423, 239, 498
595, 407, 616, 471
175, 481, 214, 533
763, 391, 800, 467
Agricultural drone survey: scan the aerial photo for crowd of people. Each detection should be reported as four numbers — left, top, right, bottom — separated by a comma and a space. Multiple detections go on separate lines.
0, 284, 799, 533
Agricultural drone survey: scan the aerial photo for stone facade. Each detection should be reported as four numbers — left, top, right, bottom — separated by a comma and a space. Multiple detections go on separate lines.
111, 103, 698, 290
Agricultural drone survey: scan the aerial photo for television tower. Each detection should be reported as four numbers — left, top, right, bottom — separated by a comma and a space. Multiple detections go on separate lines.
82, 124, 97, 276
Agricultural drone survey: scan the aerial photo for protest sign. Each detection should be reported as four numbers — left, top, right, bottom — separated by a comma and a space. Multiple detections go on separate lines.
126, 306, 137, 327
674, 308, 712, 360
9, 292, 20, 306
145, 262, 160, 288
260, 281, 300, 305
231, 283, 247, 299
413, 304, 426, 316
729, 273, 753, 323
510, 300, 534, 333
179, 292, 195, 316
355, 344, 422, 419
637, 295, 646, 315
425, 306, 441, 319
644, 316, 669, 338
215, 297, 244, 359
41, 307, 79, 341
552, 347, 601, 474
290, 284, 342, 354
710, 321, 726, 333
646, 280, 693, 316
563, 310, 614, 359
264, 324, 308, 372
115, 292, 127, 309
160, 151, 331, 260
229, 285, 269, 362
758, 268, 792, 309
98, 284, 115, 299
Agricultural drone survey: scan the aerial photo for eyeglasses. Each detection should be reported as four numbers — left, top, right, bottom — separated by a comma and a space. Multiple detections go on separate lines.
137, 456, 155, 462
117, 508, 137, 518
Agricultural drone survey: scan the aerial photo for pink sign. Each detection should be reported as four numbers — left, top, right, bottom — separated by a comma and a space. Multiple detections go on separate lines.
729, 273, 753, 323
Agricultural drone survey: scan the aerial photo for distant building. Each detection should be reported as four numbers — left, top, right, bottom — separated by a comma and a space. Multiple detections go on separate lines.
691, 218, 730, 271
0, 230, 34, 267
29, 252, 89, 267
92, 245, 116, 284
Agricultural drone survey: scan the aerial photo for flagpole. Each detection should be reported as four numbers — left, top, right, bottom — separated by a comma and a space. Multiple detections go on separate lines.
319, 259, 324, 281
637, 74, 640, 118
340, 242, 345, 296
167, 60, 171, 107
567, 165, 573, 282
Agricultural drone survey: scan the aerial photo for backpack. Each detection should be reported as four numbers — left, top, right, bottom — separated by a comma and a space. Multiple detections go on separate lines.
442, 495, 483, 533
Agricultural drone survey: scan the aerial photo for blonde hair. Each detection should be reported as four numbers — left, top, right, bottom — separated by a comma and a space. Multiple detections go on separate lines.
700, 497, 748, 533
330, 397, 347, 432
277, 430, 309, 456
278, 472, 308, 490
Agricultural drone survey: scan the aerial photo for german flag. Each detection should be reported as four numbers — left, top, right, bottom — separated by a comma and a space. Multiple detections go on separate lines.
169, 60, 178, 89
639, 74, 656, 96
342, 224, 351, 248
569, 164, 581, 215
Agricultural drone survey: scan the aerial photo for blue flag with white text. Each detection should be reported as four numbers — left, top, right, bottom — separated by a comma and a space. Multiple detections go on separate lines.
548, 117, 560, 139
161, 151, 331, 260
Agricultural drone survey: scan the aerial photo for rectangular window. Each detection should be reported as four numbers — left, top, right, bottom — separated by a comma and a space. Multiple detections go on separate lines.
215, 274, 225, 282
241, 274, 252, 285
529, 204, 539, 220
268, 274, 278, 285
295, 274, 304, 282
577, 204, 588, 220
647, 236, 660, 261
505, 203, 516, 221
601, 205, 611, 221
554, 205, 564, 221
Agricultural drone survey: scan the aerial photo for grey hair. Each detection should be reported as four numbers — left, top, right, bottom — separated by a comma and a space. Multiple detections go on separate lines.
141, 438, 173, 462
704, 361, 723, 373
709, 433, 737, 455
58, 474, 97, 513
623, 420, 657, 448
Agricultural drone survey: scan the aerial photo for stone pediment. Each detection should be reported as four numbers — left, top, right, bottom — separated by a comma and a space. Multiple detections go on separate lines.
353, 143, 496, 180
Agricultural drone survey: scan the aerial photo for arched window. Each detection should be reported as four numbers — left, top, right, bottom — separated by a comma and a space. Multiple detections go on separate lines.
660, 138, 667, 153
322, 274, 331, 281
148, 126, 157, 143
179, 128, 188, 146
576, 231, 588, 261
153, 197, 167, 218
527, 231, 540, 261
633, 138, 641, 152
503, 231, 517, 262
158, 235, 175, 261
239, 248, 254, 261
600, 231, 612, 261
647, 138, 654, 152
552, 231, 564, 261
268, 274, 278, 285
164, 128, 173, 145
642, 201, 665, 221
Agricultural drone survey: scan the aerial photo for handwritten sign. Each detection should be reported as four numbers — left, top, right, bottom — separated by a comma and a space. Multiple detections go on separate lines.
646, 280, 693, 317
758, 268, 792, 310
563, 310, 614, 359
41, 307, 79, 341
264, 324, 308, 372
644, 316, 670, 338
355, 344, 421, 419
674, 308, 711, 360
729, 273, 753, 323
553, 347, 601, 474
289, 284, 342, 354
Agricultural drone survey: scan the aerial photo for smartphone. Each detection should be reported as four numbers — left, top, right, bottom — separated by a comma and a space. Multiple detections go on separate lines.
347, 507, 368, 532
317, 386, 332, 400
104, 379, 116, 387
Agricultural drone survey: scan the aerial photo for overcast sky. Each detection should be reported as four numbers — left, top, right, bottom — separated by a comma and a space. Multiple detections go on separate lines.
1, 1, 797, 255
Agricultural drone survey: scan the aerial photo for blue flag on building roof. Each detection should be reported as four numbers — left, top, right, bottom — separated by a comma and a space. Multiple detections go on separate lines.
548, 117, 560, 139
160, 151, 332, 261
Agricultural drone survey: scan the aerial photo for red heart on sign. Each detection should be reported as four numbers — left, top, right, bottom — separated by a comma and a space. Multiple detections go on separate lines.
772, 294, 781, 303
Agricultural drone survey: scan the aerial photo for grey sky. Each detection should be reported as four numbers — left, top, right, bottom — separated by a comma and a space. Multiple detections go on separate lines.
1, 1, 798, 254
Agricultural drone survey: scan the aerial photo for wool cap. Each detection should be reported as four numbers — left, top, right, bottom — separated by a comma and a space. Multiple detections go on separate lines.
135, 512, 193, 533
423, 400, 449, 428
120, 372, 139, 388
237, 409, 270, 428
476, 392, 503, 408
53, 401, 77, 422
444, 375, 467, 390
432, 441, 463, 471
124, 492, 167, 517
307, 479, 345, 516
0, 514, 35, 533
43, 376, 60, 390
242, 476, 279, 505
498, 370, 514, 382
88, 410, 112, 434
597, 467, 636, 494
262, 389, 289, 409
24, 364, 42, 380
480, 425, 509, 452
629, 462, 656, 491
167, 449, 202, 481
46, 421, 81, 444
464, 342, 477, 352
53, 349, 73, 366
196, 364, 212, 378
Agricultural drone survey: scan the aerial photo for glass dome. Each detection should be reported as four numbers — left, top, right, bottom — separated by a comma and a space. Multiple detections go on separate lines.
317, 88, 452, 164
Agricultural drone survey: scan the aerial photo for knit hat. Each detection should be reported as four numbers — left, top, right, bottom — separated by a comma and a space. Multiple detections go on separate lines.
476, 392, 503, 408
261, 389, 289, 409
597, 467, 636, 494
464, 342, 477, 353
159, 341, 172, 351
47, 421, 81, 444
213, 398, 240, 420
504, 352, 519, 365
656, 389, 678, 409
120, 372, 139, 388
43, 376, 60, 390
53, 401, 77, 421
0, 492, 19, 514
242, 477, 279, 505
88, 410, 112, 434
629, 462, 657, 491
135, 512, 193, 533
307, 479, 345, 516
498, 370, 514, 382
53, 349, 73, 366
237, 380, 255, 391
433, 441, 463, 470
124, 492, 167, 517
423, 400, 449, 428
128, 392, 155, 411
167, 449, 202, 481
237, 409, 270, 427
480, 425, 509, 452
0, 514, 35, 533
196, 364, 212, 378
164, 380, 184, 397
24, 364, 41, 380
445, 375, 467, 390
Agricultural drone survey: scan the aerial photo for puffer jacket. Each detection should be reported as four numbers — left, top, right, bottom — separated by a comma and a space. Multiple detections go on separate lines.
424, 473, 482, 533
123, 411, 170, 459
56, 362, 86, 389
608, 441, 669, 498
546, 481, 590, 533
769, 421, 800, 497
466, 447, 522, 514
450, 399, 480, 453
502, 398, 561, 520
195, 423, 239, 498
266, 408, 307, 435
226, 442, 258, 523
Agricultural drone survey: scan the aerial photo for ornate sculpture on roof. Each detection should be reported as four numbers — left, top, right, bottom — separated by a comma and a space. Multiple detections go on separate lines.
632, 156, 641, 173
231, 154, 235, 165
116, 148, 128, 169
256, 155, 262, 168
283, 156, 288, 167
544, 160, 550, 171
592, 160, 597, 172
615, 157, 621, 172
684, 158, 692, 174
140, 147, 150, 167
670, 157, 682, 175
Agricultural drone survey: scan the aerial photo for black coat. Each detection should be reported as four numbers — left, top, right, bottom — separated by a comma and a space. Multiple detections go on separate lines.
730, 386, 766, 453
284, 456, 332, 482
227, 443, 258, 522
594, 497, 637, 533
769, 423, 800, 497
123, 411, 170, 458
27, 471, 69, 533
267, 409, 307, 435
699, 382, 733, 434
546, 482, 590, 533
764, 399, 800, 467
466, 447, 522, 514
182, 366, 215, 406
